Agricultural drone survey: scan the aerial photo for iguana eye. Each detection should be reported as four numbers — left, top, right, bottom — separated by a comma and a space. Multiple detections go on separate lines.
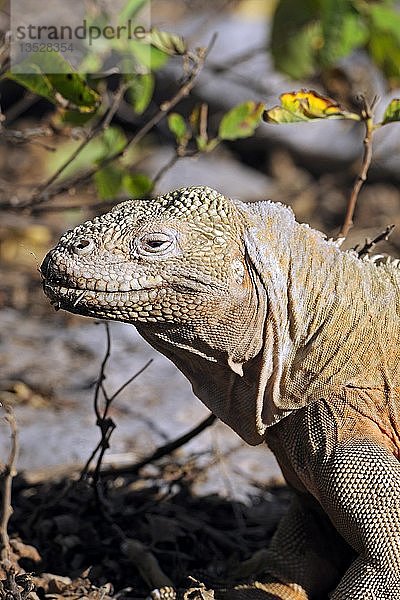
138, 232, 174, 255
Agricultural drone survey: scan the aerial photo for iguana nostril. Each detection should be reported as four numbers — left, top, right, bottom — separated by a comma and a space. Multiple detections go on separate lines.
73, 238, 94, 255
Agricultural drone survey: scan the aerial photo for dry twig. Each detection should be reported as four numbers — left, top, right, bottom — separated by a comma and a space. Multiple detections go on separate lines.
355, 224, 395, 258
0, 407, 18, 563
107, 413, 217, 478
80, 323, 153, 484
338, 96, 378, 238
3, 40, 213, 212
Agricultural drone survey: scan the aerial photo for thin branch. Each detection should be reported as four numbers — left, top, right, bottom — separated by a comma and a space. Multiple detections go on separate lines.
107, 358, 153, 404
0, 126, 55, 151
106, 413, 217, 477
338, 96, 378, 238
355, 224, 395, 258
94, 322, 112, 422
25, 83, 129, 207
207, 44, 266, 73
151, 153, 180, 189
80, 323, 153, 484
199, 102, 208, 141
4, 92, 38, 124
152, 146, 199, 190
0, 407, 18, 562
17, 413, 217, 486
12, 41, 212, 211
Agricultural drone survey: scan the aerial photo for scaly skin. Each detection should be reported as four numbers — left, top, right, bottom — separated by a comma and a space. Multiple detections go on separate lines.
41, 186, 400, 599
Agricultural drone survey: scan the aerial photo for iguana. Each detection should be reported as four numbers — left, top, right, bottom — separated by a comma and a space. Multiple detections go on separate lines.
41, 186, 400, 599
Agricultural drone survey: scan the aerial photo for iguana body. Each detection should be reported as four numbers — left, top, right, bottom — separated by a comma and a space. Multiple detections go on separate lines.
41, 186, 400, 599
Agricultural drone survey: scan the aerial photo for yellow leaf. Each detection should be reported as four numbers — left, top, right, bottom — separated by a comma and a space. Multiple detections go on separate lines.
264, 89, 361, 124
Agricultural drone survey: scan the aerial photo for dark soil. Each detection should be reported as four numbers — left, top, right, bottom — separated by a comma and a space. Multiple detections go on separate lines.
1, 463, 290, 599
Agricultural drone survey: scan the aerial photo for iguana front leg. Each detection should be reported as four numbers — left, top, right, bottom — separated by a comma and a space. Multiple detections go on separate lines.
222, 492, 352, 600
317, 439, 400, 599
268, 398, 400, 600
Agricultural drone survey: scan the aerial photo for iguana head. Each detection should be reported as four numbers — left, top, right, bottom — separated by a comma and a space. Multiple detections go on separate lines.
43, 187, 248, 319
41, 186, 266, 370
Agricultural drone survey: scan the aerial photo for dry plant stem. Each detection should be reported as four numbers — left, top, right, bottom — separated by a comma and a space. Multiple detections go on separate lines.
26, 83, 129, 207
108, 413, 217, 477
18, 43, 211, 210
94, 322, 112, 422
123, 538, 174, 589
107, 358, 153, 404
199, 103, 208, 140
4, 92, 38, 124
356, 224, 395, 258
152, 153, 181, 189
81, 322, 153, 482
31, 151, 192, 213
0, 408, 18, 562
338, 100, 375, 239
90, 482, 174, 592
80, 323, 112, 480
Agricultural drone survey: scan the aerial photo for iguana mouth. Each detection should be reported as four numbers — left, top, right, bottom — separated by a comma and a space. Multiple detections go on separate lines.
42, 280, 167, 311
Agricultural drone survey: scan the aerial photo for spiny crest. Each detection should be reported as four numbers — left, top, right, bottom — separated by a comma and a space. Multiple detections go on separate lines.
108, 185, 238, 228
361, 253, 400, 270
155, 185, 237, 225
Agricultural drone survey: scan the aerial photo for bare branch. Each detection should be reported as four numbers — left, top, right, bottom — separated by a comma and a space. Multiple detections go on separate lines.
107, 358, 153, 404
26, 83, 129, 208
6, 42, 212, 212
106, 413, 217, 477
151, 153, 181, 189
80, 323, 153, 485
355, 224, 395, 258
0, 407, 18, 562
338, 96, 378, 239
122, 539, 174, 590
94, 322, 112, 422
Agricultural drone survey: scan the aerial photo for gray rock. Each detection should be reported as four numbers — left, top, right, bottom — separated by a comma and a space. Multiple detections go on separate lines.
0, 308, 282, 501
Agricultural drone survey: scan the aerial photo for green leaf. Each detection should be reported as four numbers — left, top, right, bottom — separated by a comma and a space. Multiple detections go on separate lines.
271, 0, 369, 78
264, 90, 360, 124
118, 0, 149, 22
143, 28, 186, 56
94, 166, 123, 199
271, 0, 322, 79
218, 101, 264, 140
128, 73, 154, 114
168, 113, 188, 143
6, 52, 100, 111
381, 98, 400, 125
196, 136, 219, 152
367, 4, 400, 40
362, 2, 400, 82
320, 9, 368, 65
47, 73, 100, 111
52, 107, 98, 128
99, 126, 127, 158
369, 30, 400, 81
5, 68, 56, 104
319, 0, 367, 66
45, 126, 126, 181
123, 173, 153, 197
128, 40, 170, 70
